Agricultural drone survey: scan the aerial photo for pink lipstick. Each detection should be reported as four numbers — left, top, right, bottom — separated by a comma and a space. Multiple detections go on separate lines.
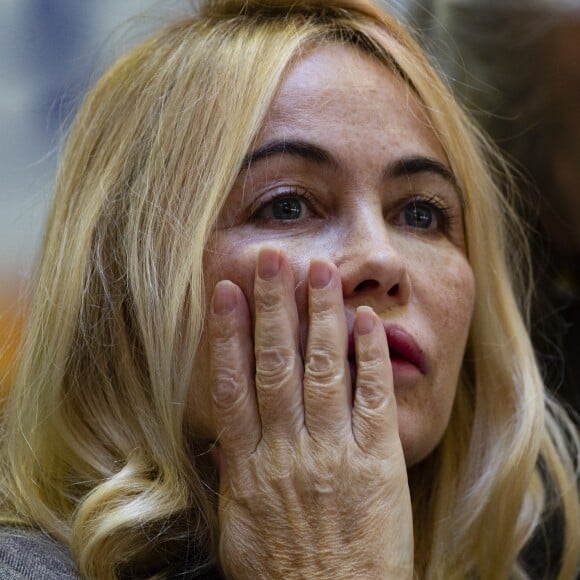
384, 325, 427, 375
347, 323, 426, 376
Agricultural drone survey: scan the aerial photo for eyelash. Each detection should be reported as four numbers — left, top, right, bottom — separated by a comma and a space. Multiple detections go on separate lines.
248, 188, 455, 233
400, 194, 455, 233
248, 188, 320, 222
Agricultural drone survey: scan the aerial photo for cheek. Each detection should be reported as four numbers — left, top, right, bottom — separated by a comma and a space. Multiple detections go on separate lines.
439, 274, 474, 346
415, 248, 475, 344
444, 263, 475, 346
398, 251, 474, 465
203, 248, 254, 308
205, 234, 323, 318
189, 237, 316, 437
421, 256, 475, 407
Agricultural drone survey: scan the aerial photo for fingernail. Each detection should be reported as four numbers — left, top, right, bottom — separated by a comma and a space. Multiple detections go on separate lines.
309, 260, 332, 289
258, 248, 281, 280
213, 281, 237, 315
355, 306, 375, 335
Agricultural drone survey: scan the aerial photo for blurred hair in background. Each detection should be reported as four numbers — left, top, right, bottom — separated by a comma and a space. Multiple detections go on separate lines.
1, 0, 579, 415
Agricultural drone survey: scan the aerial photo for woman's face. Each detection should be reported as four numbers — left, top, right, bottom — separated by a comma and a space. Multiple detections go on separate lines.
191, 44, 475, 467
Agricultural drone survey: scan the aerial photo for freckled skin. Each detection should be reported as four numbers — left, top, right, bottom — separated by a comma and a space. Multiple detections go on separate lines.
190, 44, 475, 467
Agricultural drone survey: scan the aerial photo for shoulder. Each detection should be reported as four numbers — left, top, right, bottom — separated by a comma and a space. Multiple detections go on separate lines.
0, 526, 81, 580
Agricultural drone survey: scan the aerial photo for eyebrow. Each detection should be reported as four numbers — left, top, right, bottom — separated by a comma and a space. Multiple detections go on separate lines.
240, 138, 461, 199
240, 139, 337, 171
387, 156, 455, 184
387, 156, 462, 201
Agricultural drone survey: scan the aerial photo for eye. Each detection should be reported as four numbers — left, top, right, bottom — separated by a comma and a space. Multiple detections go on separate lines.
404, 202, 435, 229
271, 197, 303, 220
250, 189, 318, 222
398, 198, 450, 232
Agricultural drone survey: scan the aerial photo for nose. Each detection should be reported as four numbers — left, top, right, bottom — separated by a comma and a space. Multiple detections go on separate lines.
337, 210, 411, 307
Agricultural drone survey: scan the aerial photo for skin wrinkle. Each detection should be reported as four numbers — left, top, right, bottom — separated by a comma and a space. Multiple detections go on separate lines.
255, 346, 298, 384
3, 6, 576, 576
198, 44, 475, 468
304, 351, 346, 381
205, 39, 457, 568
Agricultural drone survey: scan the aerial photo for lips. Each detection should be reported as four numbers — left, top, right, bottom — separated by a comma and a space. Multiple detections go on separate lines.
347, 322, 427, 376
384, 325, 427, 375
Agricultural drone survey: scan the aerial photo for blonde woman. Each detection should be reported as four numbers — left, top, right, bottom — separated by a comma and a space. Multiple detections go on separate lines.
0, 1, 578, 578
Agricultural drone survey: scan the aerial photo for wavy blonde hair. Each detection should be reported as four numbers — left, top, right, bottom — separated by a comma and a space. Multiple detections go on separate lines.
1, 1, 578, 578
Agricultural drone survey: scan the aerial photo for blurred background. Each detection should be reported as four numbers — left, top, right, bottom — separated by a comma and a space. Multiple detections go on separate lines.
0, 0, 172, 388
1, 0, 579, 412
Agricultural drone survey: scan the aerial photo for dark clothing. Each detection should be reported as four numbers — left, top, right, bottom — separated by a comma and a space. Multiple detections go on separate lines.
0, 524, 565, 578
0, 527, 222, 579
0, 527, 80, 579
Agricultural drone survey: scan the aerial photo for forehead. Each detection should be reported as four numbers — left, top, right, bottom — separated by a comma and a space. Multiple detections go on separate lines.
257, 43, 446, 163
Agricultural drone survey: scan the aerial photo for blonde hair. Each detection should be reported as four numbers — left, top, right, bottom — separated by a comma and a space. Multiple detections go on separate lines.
1, 1, 578, 578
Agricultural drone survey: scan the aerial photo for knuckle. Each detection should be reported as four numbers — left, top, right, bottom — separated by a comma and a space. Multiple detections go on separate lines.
357, 356, 385, 376
304, 350, 344, 385
254, 283, 284, 314
357, 342, 385, 364
212, 368, 245, 408
356, 379, 391, 411
255, 346, 297, 386
309, 293, 336, 316
211, 333, 235, 358
355, 358, 392, 411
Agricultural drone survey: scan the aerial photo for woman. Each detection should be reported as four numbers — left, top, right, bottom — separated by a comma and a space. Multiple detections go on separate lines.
0, 1, 578, 578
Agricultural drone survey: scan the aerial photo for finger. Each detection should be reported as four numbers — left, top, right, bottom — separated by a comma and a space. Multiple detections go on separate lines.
303, 259, 350, 443
253, 247, 304, 438
351, 306, 401, 458
210, 280, 261, 468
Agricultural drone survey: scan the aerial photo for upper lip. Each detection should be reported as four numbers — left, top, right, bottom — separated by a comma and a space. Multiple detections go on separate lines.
347, 320, 427, 375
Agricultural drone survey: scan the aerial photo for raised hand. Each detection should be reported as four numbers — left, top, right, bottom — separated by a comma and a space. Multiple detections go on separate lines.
209, 247, 414, 579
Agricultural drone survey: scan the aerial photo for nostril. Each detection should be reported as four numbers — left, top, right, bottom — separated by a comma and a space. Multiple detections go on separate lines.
388, 283, 399, 297
354, 279, 380, 293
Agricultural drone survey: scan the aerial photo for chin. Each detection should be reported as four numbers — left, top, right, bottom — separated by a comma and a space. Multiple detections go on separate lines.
397, 410, 448, 468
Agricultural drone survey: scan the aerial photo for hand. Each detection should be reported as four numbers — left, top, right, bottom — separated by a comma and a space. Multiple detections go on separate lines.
209, 247, 414, 579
